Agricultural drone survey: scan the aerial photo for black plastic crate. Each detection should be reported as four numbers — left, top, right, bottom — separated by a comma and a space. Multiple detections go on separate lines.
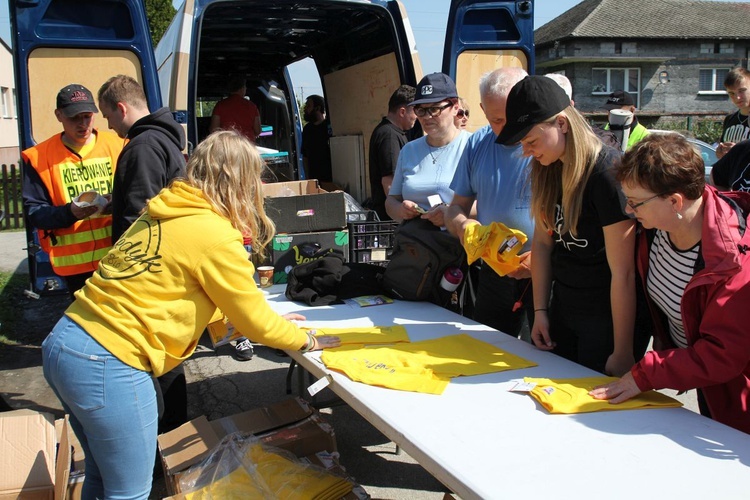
348, 217, 399, 266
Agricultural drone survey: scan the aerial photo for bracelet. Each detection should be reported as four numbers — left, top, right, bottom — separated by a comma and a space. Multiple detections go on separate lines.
534, 308, 548, 312
299, 331, 316, 353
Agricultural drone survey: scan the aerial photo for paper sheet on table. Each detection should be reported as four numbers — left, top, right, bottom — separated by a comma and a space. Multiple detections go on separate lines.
309, 325, 409, 345
321, 334, 536, 394
524, 377, 683, 414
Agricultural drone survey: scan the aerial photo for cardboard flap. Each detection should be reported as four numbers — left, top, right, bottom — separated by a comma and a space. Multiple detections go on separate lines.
157, 416, 220, 473
262, 180, 322, 197
210, 397, 314, 438
53, 417, 71, 500
0, 411, 56, 496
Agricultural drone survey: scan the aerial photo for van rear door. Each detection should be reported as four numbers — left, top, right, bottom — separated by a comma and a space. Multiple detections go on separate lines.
443, 0, 535, 132
11, 0, 160, 294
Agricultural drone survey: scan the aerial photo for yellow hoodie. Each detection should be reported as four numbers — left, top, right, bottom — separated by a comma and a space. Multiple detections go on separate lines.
66, 181, 307, 376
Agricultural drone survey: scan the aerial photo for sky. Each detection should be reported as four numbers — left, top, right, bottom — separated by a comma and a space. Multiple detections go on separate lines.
1, 0, 744, 97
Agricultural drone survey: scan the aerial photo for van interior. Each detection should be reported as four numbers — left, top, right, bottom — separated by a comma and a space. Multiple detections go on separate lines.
187, 0, 420, 201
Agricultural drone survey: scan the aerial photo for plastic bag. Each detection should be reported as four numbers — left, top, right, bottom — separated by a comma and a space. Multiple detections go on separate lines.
177, 432, 353, 499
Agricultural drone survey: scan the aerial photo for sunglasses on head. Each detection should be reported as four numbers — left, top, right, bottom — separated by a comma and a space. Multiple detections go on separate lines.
457, 109, 469, 118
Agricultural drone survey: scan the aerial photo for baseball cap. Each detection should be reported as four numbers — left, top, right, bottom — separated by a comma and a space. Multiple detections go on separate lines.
495, 75, 570, 145
602, 90, 635, 110
56, 84, 98, 117
410, 73, 458, 106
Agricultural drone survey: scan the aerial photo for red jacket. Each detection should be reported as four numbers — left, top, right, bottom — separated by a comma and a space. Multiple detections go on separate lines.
632, 186, 750, 434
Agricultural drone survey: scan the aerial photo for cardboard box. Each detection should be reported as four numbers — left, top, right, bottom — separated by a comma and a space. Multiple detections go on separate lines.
0, 410, 70, 500
55, 419, 84, 500
270, 230, 349, 284
263, 180, 347, 233
157, 398, 337, 496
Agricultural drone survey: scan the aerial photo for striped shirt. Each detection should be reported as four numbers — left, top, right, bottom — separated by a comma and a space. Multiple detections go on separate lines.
646, 230, 700, 348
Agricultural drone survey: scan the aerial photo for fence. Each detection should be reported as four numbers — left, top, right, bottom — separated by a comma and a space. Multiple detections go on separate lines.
1, 163, 25, 230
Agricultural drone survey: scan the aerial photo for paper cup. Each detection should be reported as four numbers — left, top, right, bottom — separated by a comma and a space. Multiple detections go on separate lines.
257, 266, 274, 288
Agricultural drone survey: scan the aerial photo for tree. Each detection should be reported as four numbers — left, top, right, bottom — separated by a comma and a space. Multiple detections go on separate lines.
145, 0, 176, 47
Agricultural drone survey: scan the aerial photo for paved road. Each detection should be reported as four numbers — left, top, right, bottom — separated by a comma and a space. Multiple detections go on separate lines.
0, 230, 29, 274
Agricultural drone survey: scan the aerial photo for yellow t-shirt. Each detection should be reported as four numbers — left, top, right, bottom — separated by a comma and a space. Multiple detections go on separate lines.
311, 325, 409, 345
321, 334, 537, 395
463, 222, 528, 276
525, 377, 683, 414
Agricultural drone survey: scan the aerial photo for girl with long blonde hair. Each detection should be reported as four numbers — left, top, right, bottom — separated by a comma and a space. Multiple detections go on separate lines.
41, 130, 339, 499
497, 76, 637, 376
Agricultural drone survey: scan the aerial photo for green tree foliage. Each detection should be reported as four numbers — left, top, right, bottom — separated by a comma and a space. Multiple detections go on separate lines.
145, 0, 176, 47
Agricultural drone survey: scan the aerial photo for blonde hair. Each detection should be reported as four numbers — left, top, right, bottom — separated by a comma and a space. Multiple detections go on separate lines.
529, 106, 603, 235
185, 130, 275, 259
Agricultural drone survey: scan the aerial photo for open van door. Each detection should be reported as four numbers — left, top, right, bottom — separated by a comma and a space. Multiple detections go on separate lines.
11, 0, 161, 294
443, 0, 535, 133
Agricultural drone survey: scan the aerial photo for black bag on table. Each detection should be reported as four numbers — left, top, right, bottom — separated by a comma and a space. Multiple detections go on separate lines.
285, 254, 386, 306
381, 218, 466, 307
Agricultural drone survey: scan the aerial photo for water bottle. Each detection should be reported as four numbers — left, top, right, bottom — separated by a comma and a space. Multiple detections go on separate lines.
440, 267, 463, 292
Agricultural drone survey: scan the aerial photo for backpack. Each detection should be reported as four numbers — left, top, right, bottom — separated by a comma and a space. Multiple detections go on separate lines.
381, 218, 467, 306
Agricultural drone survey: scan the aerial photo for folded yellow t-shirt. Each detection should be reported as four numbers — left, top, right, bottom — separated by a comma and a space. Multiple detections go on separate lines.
525, 377, 683, 414
310, 325, 409, 345
321, 334, 536, 395
463, 222, 528, 276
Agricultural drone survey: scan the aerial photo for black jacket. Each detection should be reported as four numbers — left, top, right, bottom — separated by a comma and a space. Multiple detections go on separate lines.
112, 107, 186, 241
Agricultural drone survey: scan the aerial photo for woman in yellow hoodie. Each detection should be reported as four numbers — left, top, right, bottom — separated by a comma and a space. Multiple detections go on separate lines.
41, 130, 339, 500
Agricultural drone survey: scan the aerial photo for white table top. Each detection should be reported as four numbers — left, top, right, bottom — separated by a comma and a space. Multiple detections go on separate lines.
263, 285, 750, 499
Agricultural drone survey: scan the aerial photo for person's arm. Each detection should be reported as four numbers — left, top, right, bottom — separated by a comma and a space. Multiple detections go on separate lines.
530, 223, 554, 350
716, 142, 735, 159
253, 114, 261, 139
709, 147, 734, 190
602, 218, 637, 377
385, 194, 421, 222
380, 174, 393, 197
22, 160, 83, 230
209, 113, 221, 133
445, 193, 476, 241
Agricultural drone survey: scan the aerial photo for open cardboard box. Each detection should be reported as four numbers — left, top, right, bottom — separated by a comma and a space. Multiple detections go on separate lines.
157, 397, 337, 496
0, 410, 71, 500
263, 180, 347, 234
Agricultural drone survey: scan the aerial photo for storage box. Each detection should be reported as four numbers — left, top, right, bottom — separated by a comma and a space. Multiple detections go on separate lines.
348, 218, 398, 266
270, 230, 349, 284
55, 418, 84, 500
263, 180, 347, 233
0, 410, 71, 500
157, 398, 337, 496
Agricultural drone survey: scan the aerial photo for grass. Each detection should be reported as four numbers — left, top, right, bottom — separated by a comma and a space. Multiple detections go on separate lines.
0, 271, 29, 345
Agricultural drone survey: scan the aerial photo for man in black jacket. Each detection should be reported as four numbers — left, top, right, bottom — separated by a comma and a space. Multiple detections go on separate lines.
97, 74, 187, 242
98, 75, 188, 434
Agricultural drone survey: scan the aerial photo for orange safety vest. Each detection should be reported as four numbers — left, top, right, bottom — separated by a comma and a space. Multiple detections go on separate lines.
22, 130, 123, 276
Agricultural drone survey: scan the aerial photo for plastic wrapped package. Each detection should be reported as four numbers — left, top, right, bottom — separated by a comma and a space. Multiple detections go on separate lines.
177, 432, 354, 499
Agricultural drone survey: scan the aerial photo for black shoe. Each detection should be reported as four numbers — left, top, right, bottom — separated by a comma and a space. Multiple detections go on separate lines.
235, 339, 254, 361
274, 348, 289, 357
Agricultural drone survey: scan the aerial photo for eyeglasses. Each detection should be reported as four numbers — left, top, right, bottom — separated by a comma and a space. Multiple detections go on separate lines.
627, 193, 665, 212
414, 102, 452, 118
457, 109, 469, 118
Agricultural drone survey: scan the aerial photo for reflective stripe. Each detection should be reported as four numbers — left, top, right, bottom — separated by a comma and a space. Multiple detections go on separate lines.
53, 226, 113, 247
51, 246, 111, 269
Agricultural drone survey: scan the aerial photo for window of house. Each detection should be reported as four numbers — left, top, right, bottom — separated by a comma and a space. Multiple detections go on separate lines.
13, 89, 17, 118
1, 87, 8, 118
719, 42, 734, 54
600, 42, 615, 54
699, 68, 730, 93
622, 42, 637, 54
591, 68, 641, 103
701, 42, 735, 54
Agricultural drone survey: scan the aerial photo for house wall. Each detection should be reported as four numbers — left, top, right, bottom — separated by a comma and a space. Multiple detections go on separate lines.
537, 38, 748, 124
0, 41, 20, 165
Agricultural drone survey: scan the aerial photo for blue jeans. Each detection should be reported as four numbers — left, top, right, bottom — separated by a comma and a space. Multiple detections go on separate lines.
42, 316, 158, 500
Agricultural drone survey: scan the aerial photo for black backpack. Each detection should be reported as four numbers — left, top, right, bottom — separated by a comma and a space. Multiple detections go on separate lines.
381, 218, 466, 306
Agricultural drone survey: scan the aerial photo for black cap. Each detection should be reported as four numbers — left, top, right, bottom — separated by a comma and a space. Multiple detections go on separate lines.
56, 84, 98, 117
410, 73, 458, 106
603, 90, 635, 110
495, 76, 570, 145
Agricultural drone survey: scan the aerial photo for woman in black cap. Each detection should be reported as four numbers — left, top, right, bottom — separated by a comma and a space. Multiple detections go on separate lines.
496, 76, 637, 376
385, 72, 470, 227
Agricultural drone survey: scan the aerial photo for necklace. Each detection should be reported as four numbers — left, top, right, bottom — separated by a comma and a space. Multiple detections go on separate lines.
428, 144, 447, 164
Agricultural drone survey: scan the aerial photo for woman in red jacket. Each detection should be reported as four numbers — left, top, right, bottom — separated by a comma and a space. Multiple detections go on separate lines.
590, 133, 750, 434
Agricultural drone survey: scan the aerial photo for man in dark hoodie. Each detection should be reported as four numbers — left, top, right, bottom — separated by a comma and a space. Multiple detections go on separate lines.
97, 74, 187, 242
98, 74, 188, 435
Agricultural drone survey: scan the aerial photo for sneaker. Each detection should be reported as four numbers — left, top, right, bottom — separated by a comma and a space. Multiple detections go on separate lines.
235, 339, 254, 361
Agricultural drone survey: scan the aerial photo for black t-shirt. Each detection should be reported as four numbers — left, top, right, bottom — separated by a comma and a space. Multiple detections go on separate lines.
301, 120, 332, 182
721, 110, 750, 145
712, 139, 750, 192
368, 117, 408, 220
551, 147, 629, 290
